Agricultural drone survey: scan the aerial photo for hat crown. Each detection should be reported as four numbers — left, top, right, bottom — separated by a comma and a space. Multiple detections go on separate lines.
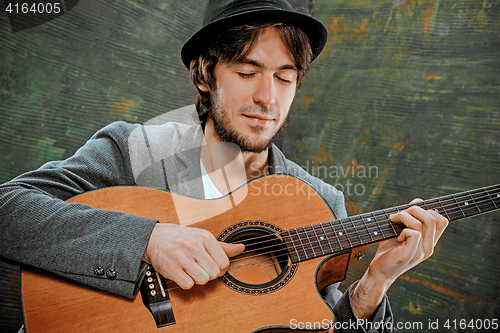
181, 0, 327, 69
203, 0, 295, 26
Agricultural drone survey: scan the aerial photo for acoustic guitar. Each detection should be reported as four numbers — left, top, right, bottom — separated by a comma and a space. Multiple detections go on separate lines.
20, 175, 500, 332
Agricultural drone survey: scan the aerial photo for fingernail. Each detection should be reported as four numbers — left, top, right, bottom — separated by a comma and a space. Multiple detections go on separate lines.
389, 214, 395, 219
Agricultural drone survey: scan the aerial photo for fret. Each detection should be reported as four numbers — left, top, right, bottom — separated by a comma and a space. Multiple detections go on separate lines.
450, 194, 466, 220
470, 188, 492, 213
328, 221, 345, 250
492, 187, 500, 211
391, 204, 405, 218
338, 219, 352, 248
360, 215, 374, 242
441, 194, 458, 220
293, 228, 308, 260
494, 188, 500, 208
285, 230, 300, 262
306, 225, 323, 257
369, 212, 386, 239
308, 226, 322, 255
457, 192, 475, 217
485, 187, 498, 209
319, 222, 336, 252
390, 205, 407, 234
424, 198, 440, 213
332, 220, 352, 249
311, 224, 328, 255
436, 197, 452, 221
302, 226, 316, 258
382, 208, 398, 236
466, 190, 482, 214
422, 200, 429, 210
348, 217, 364, 245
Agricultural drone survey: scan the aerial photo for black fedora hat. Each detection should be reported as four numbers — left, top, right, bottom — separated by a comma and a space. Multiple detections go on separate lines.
181, 0, 328, 69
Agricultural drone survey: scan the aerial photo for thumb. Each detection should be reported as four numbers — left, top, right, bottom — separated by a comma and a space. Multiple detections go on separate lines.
219, 242, 245, 258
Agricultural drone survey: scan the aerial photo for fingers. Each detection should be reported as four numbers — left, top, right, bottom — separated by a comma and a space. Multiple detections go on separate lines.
176, 231, 225, 286
220, 242, 245, 258
427, 209, 449, 241
396, 228, 421, 262
391, 206, 434, 258
390, 202, 449, 261
144, 224, 245, 290
368, 199, 449, 287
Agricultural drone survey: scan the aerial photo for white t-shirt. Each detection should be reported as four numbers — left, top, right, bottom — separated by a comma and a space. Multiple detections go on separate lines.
200, 160, 223, 199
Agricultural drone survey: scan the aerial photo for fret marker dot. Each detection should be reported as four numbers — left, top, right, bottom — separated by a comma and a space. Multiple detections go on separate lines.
374, 231, 378, 235
339, 232, 343, 236
367, 218, 372, 222
434, 209, 438, 212
320, 236, 324, 240
497, 194, 499, 198
464, 202, 469, 206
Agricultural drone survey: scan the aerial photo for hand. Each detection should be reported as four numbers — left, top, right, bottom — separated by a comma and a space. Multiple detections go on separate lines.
351, 199, 449, 319
142, 223, 245, 289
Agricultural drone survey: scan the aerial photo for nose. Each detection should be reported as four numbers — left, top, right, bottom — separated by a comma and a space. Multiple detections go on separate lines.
253, 74, 276, 106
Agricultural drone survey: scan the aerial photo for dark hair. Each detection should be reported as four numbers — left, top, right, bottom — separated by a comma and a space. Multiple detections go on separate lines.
189, 22, 313, 125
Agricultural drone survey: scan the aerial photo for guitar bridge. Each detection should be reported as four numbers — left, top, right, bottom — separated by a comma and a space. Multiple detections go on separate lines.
140, 266, 176, 328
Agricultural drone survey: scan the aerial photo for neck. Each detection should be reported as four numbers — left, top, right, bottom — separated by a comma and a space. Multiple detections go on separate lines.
283, 184, 500, 263
202, 118, 269, 182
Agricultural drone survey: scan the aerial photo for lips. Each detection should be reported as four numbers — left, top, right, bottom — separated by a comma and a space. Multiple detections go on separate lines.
242, 113, 275, 126
243, 113, 275, 121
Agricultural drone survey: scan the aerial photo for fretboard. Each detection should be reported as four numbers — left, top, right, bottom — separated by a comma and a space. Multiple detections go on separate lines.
283, 184, 500, 263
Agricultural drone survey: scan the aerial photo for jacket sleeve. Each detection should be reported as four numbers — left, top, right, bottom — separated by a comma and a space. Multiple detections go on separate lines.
324, 281, 393, 332
0, 121, 157, 297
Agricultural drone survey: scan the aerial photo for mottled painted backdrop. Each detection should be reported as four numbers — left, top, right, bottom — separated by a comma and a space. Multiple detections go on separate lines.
1, 0, 499, 332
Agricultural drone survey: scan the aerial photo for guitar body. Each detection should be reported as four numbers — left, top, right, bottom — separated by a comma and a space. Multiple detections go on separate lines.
21, 175, 360, 333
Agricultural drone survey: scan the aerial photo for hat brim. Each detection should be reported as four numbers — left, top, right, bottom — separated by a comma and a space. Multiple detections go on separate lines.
181, 8, 328, 69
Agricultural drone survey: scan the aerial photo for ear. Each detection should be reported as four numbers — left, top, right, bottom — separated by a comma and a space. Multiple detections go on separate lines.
197, 81, 210, 92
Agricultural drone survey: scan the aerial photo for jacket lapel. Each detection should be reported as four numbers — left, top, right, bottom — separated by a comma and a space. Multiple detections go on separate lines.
168, 124, 205, 199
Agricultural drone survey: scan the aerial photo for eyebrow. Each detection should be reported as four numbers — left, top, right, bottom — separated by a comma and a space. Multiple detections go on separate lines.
233, 58, 297, 71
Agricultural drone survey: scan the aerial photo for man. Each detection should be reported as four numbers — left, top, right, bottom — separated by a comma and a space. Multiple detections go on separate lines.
0, 1, 448, 332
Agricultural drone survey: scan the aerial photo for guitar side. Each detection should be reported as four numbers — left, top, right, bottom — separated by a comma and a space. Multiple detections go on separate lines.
21, 175, 361, 333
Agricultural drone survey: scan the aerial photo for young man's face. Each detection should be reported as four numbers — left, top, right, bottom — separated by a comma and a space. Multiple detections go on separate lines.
200, 27, 299, 153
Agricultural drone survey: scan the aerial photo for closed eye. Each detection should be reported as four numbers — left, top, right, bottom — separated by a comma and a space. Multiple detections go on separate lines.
238, 73, 255, 78
277, 76, 293, 84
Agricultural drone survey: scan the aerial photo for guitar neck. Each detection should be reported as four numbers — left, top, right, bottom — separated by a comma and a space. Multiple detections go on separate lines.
284, 184, 500, 263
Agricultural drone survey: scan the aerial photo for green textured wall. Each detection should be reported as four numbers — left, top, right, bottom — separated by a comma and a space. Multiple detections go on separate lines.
1, 0, 499, 332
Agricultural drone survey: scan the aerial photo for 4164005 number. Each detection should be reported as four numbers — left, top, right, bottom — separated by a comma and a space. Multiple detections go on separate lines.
444, 318, 498, 330
5, 2, 61, 15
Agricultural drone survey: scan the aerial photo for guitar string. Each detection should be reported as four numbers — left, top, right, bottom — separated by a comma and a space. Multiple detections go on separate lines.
226, 184, 500, 254
224, 186, 500, 265
151, 188, 499, 292
224, 190, 500, 269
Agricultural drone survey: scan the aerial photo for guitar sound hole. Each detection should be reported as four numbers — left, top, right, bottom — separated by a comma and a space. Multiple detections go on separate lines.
224, 227, 291, 288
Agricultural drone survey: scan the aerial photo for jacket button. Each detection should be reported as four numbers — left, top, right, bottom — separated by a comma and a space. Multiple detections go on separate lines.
106, 269, 117, 278
94, 267, 104, 276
